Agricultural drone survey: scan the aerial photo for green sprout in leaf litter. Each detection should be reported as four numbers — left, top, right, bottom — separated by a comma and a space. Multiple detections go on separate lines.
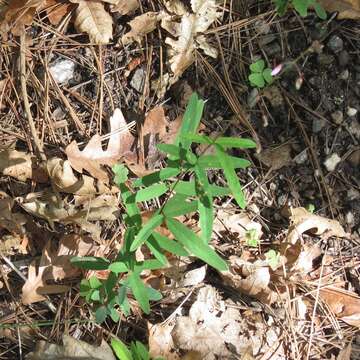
71, 92, 256, 323
273, 0, 327, 19
306, 203, 315, 213
111, 338, 164, 360
248, 60, 273, 88
246, 228, 259, 247
265, 249, 280, 270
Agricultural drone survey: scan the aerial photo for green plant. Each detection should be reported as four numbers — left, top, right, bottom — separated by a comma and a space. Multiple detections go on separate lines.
246, 228, 259, 247
71, 93, 256, 323
306, 203, 315, 213
265, 249, 280, 270
248, 60, 273, 88
274, 0, 327, 19
111, 338, 163, 360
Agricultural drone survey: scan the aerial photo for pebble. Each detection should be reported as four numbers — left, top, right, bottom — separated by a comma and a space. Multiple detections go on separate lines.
331, 110, 343, 124
345, 211, 355, 225
324, 153, 341, 172
339, 69, 349, 80
130, 68, 146, 93
294, 149, 308, 164
327, 35, 344, 53
49, 59, 75, 85
347, 107, 358, 117
312, 118, 326, 133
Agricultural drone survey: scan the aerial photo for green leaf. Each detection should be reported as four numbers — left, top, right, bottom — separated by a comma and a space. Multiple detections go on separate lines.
166, 218, 228, 271
109, 307, 120, 323
70, 256, 110, 270
111, 338, 133, 360
89, 276, 102, 289
157, 144, 197, 164
146, 236, 168, 265
313, 2, 327, 19
262, 68, 273, 84
95, 305, 108, 323
134, 341, 150, 360
90, 289, 101, 302
175, 93, 204, 150
130, 214, 164, 251
79, 279, 91, 297
249, 73, 265, 88
162, 194, 198, 217
134, 259, 165, 272
146, 286, 162, 301
293, 0, 308, 16
151, 232, 189, 257
133, 167, 180, 187
215, 137, 257, 149
130, 183, 168, 203
128, 272, 150, 314
180, 133, 212, 145
112, 164, 129, 185
198, 155, 251, 170
250, 59, 265, 73
265, 249, 280, 270
109, 262, 129, 274
173, 180, 230, 197
215, 144, 246, 209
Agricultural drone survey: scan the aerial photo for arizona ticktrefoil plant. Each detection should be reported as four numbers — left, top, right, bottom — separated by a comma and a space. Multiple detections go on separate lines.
71, 93, 256, 323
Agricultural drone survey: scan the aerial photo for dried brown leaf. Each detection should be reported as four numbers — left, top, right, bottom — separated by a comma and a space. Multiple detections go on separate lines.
71, 0, 113, 44
320, 287, 360, 327
26, 335, 116, 360
257, 143, 292, 170
44, 0, 74, 26
0, 150, 48, 182
287, 207, 347, 244
319, 0, 360, 19
66, 108, 135, 182
122, 11, 160, 45
0, 191, 27, 235
110, 0, 139, 15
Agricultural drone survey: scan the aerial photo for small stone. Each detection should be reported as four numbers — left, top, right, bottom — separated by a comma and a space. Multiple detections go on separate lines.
345, 211, 354, 225
294, 149, 308, 164
347, 107, 358, 117
277, 194, 287, 207
324, 153, 341, 172
331, 110, 343, 124
339, 70, 349, 80
49, 59, 75, 84
327, 35, 344, 53
312, 118, 326, 133
130, 68, 146, 93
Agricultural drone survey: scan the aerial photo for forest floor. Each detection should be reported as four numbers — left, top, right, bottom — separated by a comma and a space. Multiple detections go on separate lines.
0, 1, 360, 359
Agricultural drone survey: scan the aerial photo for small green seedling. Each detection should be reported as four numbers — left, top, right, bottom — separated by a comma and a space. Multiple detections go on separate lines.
306, 204, 315, 213
111, 338, 164, 360
265, 249, 280, 270
246, 228, 259, 247
71, 93, 256, 323
248, 60, 273, 88
274, 0, 327, 19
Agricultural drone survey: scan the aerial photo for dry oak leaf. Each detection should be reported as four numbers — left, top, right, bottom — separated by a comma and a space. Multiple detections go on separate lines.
320, 287, 360, 327
287, 207, 347, 244
66, 108, 135, 182
22, 235, 100, 304
319, 0, 360, 19
26, 334, 116, 360
122, 11, 161, 45
0, 191, 27, 235
70, 0, 113, 44
110, 0, 139, 15
0, 150, 48, 183
43, 0, 75, 26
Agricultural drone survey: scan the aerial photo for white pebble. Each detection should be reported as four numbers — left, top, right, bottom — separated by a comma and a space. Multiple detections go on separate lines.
324, 153, 341, 172
49, 59, 75, 84
347, 107, 358, 117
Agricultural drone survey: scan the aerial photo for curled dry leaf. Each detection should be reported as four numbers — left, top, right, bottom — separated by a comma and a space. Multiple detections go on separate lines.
0, 191, 27, 235
319, 0, 360, 19
287, 207, 347, 244
43, 0, 75, 26
22, 234, 101, 304
256, 143, 292, 170
0, 150, 48, 183
26, 335, 116, 360
66, 108, 135, 182
320, 287, 360, 327
220, 255, 279, 304
122, 11, 161, 45
71, 0, 113, 44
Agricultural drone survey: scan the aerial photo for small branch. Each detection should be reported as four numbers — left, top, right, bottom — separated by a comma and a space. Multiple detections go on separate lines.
19, 30, 46, 161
